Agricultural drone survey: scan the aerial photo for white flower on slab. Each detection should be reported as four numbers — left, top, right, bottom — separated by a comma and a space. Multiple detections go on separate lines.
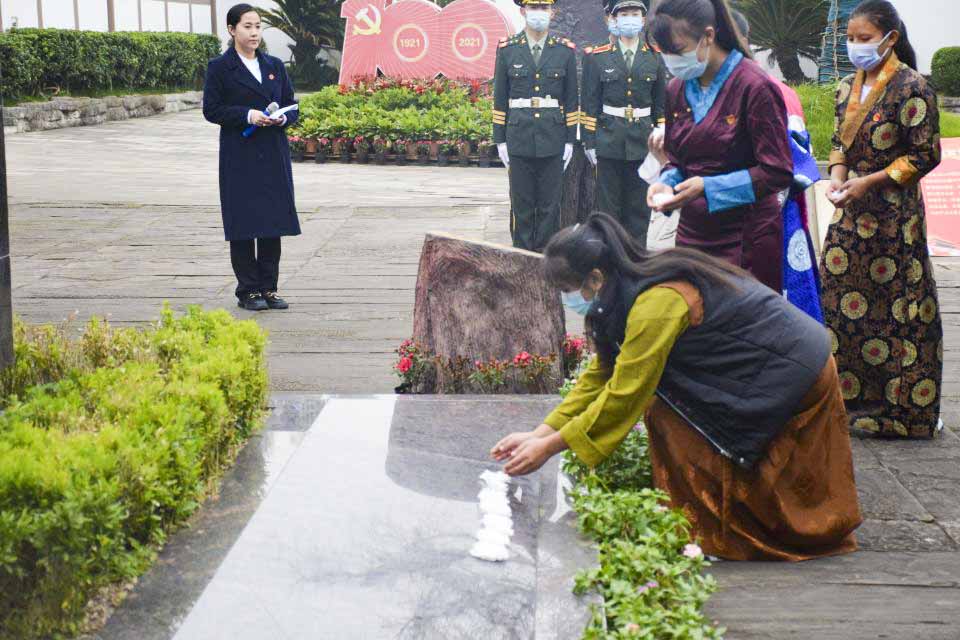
470, 541, 509, 562
683, 543, 703, 559
476, 527, 511, 547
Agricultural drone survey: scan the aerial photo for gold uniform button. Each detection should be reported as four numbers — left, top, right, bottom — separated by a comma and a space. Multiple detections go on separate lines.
627, 77, 632, 83
534, 113, 541, 118
534, 86, 540, 91
535, 73, 541, 79
627, 90, 632, 96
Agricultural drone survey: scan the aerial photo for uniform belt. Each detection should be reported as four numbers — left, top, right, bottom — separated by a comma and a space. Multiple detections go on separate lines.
603, 105, 652, 121
509, 97, 560, 109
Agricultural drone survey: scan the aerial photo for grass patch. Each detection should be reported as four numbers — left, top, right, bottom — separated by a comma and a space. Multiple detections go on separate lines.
0, 306, 268, 639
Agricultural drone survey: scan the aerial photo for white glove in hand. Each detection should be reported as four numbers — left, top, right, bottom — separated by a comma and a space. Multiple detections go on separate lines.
563, 143, 574, 171
585, 148, 598, 167
497, 142, 510, 168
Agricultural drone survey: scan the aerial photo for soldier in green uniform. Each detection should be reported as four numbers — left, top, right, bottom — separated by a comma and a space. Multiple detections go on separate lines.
581, 0, 666, 247
493, 0, 579, 252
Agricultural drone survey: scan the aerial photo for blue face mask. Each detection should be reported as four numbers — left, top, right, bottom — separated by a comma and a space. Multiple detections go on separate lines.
607, 17, 621, 37
662, 38, 709, 81
561, 290, 594, 316
616, 15, 644, 38
847, 33, 892, 71
525, 10, 551, 33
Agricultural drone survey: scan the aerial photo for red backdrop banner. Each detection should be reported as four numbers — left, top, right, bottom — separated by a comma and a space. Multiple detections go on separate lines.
921, 138, 960, 256
340, 0, 516, 83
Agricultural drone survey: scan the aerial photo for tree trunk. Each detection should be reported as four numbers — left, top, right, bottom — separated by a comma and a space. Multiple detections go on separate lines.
561, 144, 597, 228
776, 51, 808, 85
412, 233, 566, 393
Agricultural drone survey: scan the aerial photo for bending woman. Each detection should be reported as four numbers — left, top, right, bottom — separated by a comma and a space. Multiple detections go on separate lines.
645, 0, 793, 292
492, 213, 862, 561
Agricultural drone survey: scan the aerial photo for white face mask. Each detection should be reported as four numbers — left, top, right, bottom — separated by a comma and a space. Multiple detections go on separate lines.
847, 32, 892, 71
616, 15, 644, 38
561, 289, 593, 316
662, 38, 709, 81
525, 10, 551, 33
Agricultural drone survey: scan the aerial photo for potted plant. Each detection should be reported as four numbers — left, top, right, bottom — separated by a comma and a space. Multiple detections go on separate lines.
437, 140, 456, 167
354, 136, 370, 164
334, 137, 351, 163
305, 137, 319, 155
315, 137, 331, 164
478, 140, 492, 168
394, 139, 409, 166
288, 136, 305, 162
416, 140, 431, 166
457, 139, 471, 167
373, 137, 390, 165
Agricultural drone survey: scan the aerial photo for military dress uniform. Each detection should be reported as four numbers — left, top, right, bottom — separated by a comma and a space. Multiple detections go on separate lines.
582, 20, 666, 246
493, 29, 579, 252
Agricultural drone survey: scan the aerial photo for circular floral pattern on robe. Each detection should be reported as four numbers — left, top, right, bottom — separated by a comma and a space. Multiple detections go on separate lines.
862, 339, 890, 366
883, 187, 903, 206
919, 296, 938, 323
900, 97, 927, 127
856, 213, 879, 239
872, 123, 898, 150
891, 298, 919, 323
911, 379, 937, 407
853, 417, 879, 433
885, 377, 904, 405
901, 340, 918, 367
892, 421, 909, 437
903, 215, 920, 245
906, 258, 924, 284
837, 81, 852, 104
787, 229, 813, 272
828, 328, 839, 355
841, 292, 868, 320
830, 206, 844, 224
825, 247, 849, 275
870, 257, 897, 284
938, 340, 944, 363
839, 372, 861, 400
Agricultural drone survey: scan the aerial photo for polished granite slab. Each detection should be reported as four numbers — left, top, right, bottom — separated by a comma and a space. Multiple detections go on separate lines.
170, 395, 595, 640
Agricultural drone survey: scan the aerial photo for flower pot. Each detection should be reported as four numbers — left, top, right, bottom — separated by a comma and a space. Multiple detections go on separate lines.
478, 156, 491, 168
429, 142, 440, 159
339, 150, 351, 164
374, 151, 386, 165
314, 150, 327, 164
458, 155, 470, 167
305, 139, 319, 154
407, 147, 418, 161
418, 154, 430, 166
356, 150, 370, 164
395, 154, 407, 167
438, 154, 449, 167
291, 148, 305, 163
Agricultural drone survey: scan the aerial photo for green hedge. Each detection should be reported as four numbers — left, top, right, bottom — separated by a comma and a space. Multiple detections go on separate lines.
0, 306, 268, 639
932, 47, 960, 97
0, 28, 221, 102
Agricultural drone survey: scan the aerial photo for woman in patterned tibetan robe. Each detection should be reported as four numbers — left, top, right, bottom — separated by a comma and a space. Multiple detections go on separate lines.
822, 1, 942, 438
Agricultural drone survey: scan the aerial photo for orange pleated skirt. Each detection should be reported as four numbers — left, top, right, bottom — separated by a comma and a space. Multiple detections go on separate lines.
645, 357, 863, 561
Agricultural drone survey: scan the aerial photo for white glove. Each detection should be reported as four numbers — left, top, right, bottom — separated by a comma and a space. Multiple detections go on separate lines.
563, 143, 574, 171
497, 142, 510, 167
585, 148, 598, 167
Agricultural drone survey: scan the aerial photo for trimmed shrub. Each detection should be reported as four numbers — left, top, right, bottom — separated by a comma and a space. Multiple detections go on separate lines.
0, 306, 268, 638
932, 47, 960, 96
0, 29, 221, 101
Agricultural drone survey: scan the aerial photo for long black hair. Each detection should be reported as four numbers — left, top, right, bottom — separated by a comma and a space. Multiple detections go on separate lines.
227, 3, 258, 29
850, 0, 918, 71
646, 0, 752, 59
544, 212, 745, 370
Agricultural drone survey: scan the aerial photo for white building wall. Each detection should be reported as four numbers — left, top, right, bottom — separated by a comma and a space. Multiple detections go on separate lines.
890, 0, 958, 75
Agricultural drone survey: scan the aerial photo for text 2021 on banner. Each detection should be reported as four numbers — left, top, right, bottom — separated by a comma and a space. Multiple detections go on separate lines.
340, 0, 516, 82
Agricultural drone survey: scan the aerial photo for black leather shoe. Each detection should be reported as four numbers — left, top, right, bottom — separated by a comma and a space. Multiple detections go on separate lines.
238, 292, 269, 311
264, 291, 289, 310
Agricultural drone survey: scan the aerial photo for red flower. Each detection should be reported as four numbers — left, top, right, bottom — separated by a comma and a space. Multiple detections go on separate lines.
514, 351, 532, 367
397, 356, 414, 374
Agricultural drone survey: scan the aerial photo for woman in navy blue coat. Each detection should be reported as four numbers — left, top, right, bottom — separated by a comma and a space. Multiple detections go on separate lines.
203, 3, 300, 311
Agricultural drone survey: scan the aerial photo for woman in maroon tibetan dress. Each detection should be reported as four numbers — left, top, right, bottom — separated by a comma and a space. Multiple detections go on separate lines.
646, 0, 793, 292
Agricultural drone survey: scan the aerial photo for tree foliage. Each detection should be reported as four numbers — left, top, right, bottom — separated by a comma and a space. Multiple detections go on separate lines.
733, 0, 829, 84
257, 0, 344, 87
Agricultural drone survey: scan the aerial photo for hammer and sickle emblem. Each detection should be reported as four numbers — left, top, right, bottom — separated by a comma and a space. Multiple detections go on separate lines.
353, 4, 382, 36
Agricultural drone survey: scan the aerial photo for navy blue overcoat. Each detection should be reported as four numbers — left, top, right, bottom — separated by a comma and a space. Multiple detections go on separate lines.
203, 48, 301, 241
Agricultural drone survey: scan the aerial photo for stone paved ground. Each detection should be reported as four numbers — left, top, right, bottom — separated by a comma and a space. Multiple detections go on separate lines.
7, 111, 960, 638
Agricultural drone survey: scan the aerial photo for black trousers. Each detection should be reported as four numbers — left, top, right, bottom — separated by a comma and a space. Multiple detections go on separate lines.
230, 237, 281, 299
596, 157, 651, 248
509, 154, 563, 252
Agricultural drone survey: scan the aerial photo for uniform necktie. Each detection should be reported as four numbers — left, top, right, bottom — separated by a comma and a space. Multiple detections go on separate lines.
625, 50, 634, 70
533, 44, 542, 65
